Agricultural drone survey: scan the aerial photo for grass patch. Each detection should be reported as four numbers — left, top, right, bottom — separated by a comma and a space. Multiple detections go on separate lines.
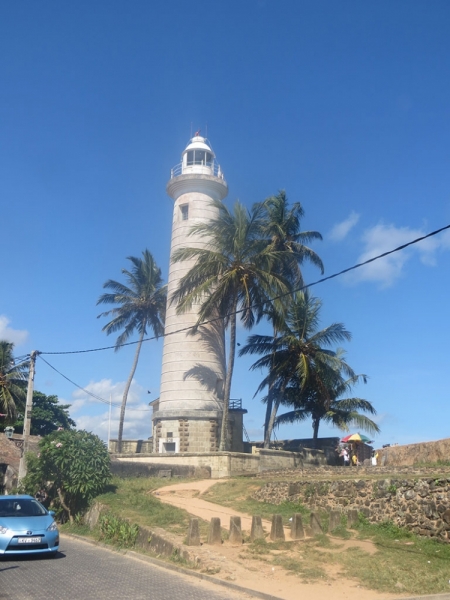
203, 478, 309, 524
93, 476, 198, 536
414, 459, 450, 468
335, 516, 450, 595
61, 521, 93, 537
330, 524, 352, 539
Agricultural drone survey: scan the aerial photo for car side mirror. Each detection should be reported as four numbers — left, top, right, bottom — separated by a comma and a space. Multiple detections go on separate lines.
48, 510, 55, 517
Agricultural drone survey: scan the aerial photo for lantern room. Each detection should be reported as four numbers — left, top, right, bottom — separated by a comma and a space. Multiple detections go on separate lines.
170, 135, 224, 179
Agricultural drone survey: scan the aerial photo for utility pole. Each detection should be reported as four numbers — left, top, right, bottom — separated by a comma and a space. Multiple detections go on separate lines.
18, 350, 38, 482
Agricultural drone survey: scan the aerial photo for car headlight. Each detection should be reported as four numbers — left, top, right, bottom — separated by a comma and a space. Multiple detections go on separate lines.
47, 521, 58, 532
0, 525, 8, 534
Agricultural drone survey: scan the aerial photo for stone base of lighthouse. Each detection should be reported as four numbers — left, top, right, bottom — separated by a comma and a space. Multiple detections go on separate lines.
152, 410, 221, 454
151, 407, 247, 454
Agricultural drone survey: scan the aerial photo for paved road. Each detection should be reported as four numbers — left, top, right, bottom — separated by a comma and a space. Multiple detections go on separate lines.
0, 536, 255, 600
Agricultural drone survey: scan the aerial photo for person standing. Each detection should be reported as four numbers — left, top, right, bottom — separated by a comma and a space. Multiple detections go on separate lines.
342, 447, 350, 466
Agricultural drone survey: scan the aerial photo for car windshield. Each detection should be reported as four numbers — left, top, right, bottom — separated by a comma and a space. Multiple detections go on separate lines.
0, 499, 47, 517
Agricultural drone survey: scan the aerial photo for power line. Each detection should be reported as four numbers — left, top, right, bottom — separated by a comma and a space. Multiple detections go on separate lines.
39, 222, 450, 356
38, 355, 152, 412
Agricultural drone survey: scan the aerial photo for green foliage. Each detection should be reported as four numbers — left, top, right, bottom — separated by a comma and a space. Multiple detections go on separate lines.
22, 429, 111, 520
10, 391, 76, 435
241, 289, 379, 443
98, 512, 139, 548
0, 340, 28, 420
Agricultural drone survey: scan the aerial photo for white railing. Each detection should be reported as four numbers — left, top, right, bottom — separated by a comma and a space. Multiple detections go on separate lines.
170, 160, 224, 179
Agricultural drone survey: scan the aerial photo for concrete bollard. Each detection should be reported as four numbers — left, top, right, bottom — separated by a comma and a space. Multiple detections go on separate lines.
310, 512, 323, 535
187, 517, 201, 546
250, 515, 265, 541
347, 509, 359, 528
270, 514, 285, 541
290, 513, 305, 540
329, 510, 341, 532
229, 516, 243, 545
207, 517, 222, 545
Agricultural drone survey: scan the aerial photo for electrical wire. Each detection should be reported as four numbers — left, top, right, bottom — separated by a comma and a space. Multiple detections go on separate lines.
38, 355, 152, 412
38, 222, 450, 356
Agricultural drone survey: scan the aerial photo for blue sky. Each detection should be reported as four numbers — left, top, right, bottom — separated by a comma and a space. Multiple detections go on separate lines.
1, 1, 450, 447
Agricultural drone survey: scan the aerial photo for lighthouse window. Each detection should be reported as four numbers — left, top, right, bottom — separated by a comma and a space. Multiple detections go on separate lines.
186, 150, 213, 166
180, 204, 189, 221
195, 150, 206, 164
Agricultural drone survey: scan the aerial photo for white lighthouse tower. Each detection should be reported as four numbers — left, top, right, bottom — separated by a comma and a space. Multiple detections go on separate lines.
153, 136, 228, 453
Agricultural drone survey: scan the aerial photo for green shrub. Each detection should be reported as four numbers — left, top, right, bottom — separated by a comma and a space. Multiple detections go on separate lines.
98, 512, 139, 548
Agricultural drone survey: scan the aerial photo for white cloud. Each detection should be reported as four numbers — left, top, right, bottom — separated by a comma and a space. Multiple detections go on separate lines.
0, 316, 28, 346
347, 222, 446, 287
66, 377, 152, 441
329, 211, 360, 242
75, 403, 152, 442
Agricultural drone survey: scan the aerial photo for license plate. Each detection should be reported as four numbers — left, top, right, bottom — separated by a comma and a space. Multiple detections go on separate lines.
18, 537, 42, 544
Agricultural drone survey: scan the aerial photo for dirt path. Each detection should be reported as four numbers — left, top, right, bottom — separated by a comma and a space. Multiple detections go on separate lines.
154, 479, 400, 600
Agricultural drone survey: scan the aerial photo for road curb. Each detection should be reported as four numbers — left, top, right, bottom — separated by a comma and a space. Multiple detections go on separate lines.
61, 534, 450, 600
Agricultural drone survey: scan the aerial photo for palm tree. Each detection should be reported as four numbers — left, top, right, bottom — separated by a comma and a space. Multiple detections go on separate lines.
240, 290, 372, 446
97, 249, 166, 451
256, 191, 324, 443
0, 341, 28, 420
258, 190, 324, 286
171, 199, 292, 450
274, 352, 379, 442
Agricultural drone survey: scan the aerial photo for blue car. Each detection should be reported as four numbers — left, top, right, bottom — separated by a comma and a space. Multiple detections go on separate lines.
0, 495, 59, 557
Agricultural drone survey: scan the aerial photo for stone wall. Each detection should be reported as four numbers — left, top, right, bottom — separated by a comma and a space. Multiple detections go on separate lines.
0, 435, 22, 472
0, 434, 43, 492
113, 448, 327, 479
377, 437, 450, 466
112, 447, 326, 479
253, 473, 450, 541
109, 439, 153, 454
110, 459, 211, 479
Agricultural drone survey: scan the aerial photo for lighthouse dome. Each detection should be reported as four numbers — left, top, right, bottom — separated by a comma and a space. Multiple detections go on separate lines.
169, 135, 224, 179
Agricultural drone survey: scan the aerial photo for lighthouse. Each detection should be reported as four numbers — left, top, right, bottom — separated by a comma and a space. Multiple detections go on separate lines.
153, 136, 229, 453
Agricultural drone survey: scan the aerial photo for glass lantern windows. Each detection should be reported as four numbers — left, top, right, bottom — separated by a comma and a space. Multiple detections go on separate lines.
186, 150, 213, 166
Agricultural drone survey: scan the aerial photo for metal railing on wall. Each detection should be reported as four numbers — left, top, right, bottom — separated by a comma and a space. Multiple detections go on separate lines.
170, 161, 224, 179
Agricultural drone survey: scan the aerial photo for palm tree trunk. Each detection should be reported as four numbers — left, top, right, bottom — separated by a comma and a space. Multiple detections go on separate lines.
264, 330, 278, 448
312, 418, 320, 448
265, 396, 280, 448
263, 385, 273, 448
117, 328, 145, 453
219, 301, 237, 451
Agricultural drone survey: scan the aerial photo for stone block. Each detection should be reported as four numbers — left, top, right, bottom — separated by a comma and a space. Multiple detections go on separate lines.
250, 515, 265, 541
310, 512, 323, 535
290, 513, 305, 540
187, 518, 201, 546
347, 509, 359, 527
229, 516, 242, 545
288, 482, 300, 496
270, 514, 285, 541
158, 470, 172, 478
207, 517, 222, 545
329, 510, 341, 531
